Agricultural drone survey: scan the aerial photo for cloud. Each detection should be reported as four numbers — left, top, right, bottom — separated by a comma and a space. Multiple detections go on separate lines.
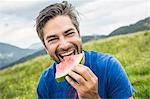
79, 0, 149, 35
0, 18, 41, 48
0, 0, 94, 20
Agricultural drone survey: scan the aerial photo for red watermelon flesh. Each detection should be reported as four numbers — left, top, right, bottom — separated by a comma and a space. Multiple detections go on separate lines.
55, 53, 83, 82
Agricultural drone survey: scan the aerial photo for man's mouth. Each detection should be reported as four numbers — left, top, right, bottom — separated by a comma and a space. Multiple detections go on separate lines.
59, 50, 75, 60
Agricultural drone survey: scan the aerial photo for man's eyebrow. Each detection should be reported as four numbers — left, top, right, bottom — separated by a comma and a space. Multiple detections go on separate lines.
64, 28, 74, 34
46, 35, 56, 40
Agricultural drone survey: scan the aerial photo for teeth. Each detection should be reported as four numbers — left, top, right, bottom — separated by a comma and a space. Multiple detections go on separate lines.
60, 50, 74, 57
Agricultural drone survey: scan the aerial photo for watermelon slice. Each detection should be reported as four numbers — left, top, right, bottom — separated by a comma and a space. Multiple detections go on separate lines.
55, 53, 83, 82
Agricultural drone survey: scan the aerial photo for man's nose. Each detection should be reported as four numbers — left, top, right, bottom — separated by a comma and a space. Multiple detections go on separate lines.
59, 38, 70, 50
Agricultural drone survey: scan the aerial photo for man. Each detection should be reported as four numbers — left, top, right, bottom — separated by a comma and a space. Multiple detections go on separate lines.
36, 1, 134, 98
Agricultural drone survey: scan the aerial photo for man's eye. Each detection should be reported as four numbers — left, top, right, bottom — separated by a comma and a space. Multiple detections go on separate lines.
48, 38, 58, 43
66, 32, 74, 36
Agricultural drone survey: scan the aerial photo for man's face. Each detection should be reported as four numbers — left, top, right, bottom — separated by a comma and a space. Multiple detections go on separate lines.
43, 15, 82, 63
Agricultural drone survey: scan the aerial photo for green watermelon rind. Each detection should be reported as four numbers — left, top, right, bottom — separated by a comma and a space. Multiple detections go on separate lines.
56, 74, 68, 82
79, 54, 83, 64
56, 53, 83, 83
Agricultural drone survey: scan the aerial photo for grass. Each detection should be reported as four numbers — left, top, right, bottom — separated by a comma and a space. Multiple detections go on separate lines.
0, 55, 53, 98
0, 30, 150, 98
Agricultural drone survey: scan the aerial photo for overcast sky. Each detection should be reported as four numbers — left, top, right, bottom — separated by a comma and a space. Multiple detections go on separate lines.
0, 0, 149, 48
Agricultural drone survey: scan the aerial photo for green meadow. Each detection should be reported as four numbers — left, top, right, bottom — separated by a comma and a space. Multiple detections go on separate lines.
0, 31, 150, 98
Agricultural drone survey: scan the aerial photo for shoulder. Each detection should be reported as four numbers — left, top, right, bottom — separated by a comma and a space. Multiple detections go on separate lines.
85, 50, 127, 79
84, 50, 125, 78
84, 50, 113, 60
84, 50, 114, 67
84, 50, 117, 76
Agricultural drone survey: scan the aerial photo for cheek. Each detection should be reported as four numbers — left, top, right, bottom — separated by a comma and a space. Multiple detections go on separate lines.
46, 44, 57, 56
69, 37, 82, 52
71, 37, 82, 47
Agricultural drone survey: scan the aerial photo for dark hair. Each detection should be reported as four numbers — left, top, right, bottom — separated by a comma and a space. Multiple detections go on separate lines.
36, 1, 79, 46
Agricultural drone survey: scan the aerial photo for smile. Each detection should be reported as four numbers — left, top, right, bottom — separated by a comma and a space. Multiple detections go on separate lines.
60, 50, 74, 58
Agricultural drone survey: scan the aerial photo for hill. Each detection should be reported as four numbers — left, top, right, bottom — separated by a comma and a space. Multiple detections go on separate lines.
2, 49, 47, 69
28, 42, 44, 50
81, 35, 107, 43
0, 42, 47, 69
109, 17, 150, 36
0, 30, 149, 98
0, 42, 35, 69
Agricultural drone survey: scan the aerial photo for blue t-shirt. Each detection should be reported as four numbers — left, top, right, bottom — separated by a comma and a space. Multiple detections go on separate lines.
37, 50, 134, 98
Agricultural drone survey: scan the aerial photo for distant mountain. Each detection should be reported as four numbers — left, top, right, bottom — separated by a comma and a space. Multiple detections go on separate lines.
3, 48, 47, 69
109, 17, 150, 36
81, 35, 107, 43
28, 42, 44, 50
0, 42, 35, 69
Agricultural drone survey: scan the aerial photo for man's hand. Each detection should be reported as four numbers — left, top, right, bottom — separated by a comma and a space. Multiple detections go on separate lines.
65, 64, 100, 99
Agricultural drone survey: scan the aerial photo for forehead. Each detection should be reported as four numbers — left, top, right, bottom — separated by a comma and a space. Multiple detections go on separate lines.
43, 15, 76, 36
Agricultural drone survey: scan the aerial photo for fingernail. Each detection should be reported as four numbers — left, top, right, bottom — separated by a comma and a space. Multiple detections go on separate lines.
65, 76, 69, 80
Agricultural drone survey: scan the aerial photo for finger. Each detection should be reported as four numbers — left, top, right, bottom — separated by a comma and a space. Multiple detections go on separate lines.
78, 64, 97, 80
72, 65, 94, 81
68, 70, 86, 85
65, 76, 79, 89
